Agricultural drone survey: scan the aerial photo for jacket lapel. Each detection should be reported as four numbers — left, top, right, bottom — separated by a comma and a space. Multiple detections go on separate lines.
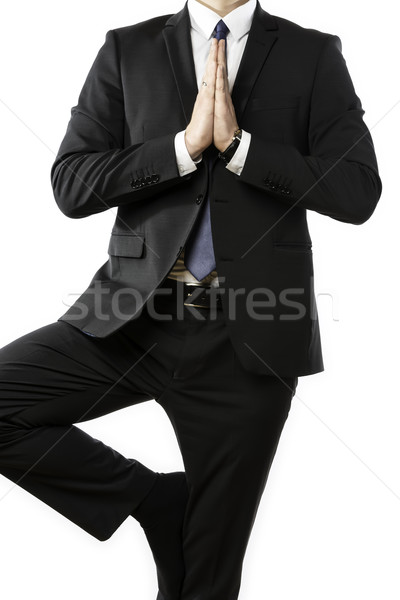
162, 2, 279, 126
232, 3, 279, 121
163, 4, 198, 125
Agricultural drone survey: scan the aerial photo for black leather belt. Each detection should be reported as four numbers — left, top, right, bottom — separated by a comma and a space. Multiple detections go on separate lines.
182, 284, 222, 309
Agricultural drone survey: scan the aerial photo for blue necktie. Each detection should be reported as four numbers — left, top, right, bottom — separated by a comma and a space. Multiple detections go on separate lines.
184, 20, 229, 281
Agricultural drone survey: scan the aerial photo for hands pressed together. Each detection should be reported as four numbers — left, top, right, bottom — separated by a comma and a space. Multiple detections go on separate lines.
185, 38, 239, 160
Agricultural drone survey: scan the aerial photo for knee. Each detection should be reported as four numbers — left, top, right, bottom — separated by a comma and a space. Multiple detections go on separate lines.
0, 417, 25, 444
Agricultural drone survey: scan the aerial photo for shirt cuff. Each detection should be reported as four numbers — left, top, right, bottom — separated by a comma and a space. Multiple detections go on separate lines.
174, 131, 201, 177
226, 130, 251, 176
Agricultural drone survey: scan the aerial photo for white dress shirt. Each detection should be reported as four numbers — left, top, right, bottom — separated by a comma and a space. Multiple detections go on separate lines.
169, 0, 256, 286
174, 0, 256, 176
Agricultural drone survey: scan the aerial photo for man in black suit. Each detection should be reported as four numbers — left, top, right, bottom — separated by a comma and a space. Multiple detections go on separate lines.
0, 1, 381, 599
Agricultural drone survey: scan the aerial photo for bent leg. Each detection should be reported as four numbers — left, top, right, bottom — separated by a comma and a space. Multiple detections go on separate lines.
0, 319, 168, 540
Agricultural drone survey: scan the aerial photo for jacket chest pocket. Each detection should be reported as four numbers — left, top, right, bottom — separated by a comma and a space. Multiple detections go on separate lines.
249, 95, 300, 111
246, 95, 301, 142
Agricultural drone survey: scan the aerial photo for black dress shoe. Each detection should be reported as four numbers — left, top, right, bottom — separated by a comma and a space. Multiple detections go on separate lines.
132, 471, 189, 600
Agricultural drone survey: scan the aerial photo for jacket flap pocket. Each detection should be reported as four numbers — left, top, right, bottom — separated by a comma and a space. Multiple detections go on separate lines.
273, 241, 312, 252
108, 234, 145, 258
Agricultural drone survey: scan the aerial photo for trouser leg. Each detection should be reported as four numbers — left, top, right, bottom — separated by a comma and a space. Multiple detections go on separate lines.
0, 283, 297, 599
156, 309, 297, 600
0, 317, 176, 540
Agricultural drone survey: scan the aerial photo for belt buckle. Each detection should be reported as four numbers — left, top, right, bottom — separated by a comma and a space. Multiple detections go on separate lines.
183, 286, 220, 309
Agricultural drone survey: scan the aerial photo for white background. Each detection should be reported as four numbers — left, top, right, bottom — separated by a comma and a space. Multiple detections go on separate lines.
0, 1, 399, 599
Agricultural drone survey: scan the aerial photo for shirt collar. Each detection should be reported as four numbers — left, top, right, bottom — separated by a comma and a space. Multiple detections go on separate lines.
187, 0, 257, 42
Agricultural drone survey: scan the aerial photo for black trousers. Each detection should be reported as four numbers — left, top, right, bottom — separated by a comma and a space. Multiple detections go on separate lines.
0, 280, 297, 600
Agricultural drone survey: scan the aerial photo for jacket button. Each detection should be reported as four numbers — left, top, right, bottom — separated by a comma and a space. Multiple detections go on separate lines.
196, 194, 204, 204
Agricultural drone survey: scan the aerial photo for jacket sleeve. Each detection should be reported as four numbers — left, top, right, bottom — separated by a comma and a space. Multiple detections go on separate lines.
51, 30, 182, 219
239, 35, 382, 225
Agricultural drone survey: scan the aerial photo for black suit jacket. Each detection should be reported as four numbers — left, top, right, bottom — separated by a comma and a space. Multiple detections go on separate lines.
51, 2, 381, 377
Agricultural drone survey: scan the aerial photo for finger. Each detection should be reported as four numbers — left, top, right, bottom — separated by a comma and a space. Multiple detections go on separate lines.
217, 41, 231, 95
202, 38, 217, 91
208, 36, 218, 65
215, 63, 226, 97
217, 39, 226, 68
